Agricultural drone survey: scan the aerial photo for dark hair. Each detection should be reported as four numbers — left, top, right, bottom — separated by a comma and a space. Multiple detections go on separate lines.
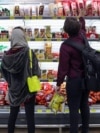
63, 17, 81, 37
13, 26, 25, 32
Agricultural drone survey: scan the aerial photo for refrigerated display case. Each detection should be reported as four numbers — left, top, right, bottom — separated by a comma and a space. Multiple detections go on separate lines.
0, 0, 100, 131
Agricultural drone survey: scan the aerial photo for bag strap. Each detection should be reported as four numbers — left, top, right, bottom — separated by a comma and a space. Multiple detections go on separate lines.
81, 33, 90, 48
29, 49, 33, 75
65, 34, 90, 51
65, 39, 84, 51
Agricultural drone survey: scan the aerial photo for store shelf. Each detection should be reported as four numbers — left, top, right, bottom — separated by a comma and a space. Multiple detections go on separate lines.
0, 1, 100, 131
0, 38, 100, 42
1, 16, 100, 20
0, 105, 100, 127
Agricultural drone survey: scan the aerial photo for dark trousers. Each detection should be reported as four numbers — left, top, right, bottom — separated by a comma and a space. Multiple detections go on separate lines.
67, 77, 90, 133
8, 94, 36, 133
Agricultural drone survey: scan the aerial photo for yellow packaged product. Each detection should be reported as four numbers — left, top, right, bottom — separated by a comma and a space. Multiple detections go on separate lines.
49, 92, 65, 114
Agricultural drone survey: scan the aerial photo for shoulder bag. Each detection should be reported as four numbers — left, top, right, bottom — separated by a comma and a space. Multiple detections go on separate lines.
27, 49, 41, 93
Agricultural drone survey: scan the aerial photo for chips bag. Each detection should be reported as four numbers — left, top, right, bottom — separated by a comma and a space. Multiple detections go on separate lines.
49, 92, 65, 114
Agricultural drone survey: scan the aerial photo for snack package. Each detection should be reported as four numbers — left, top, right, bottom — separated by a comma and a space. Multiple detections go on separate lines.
35, 83, 55, 106
14, 5, 20, 16
92, 1, 98, 16
49, 92, 65, 114
85, 0, 93, 16
70, 0, 78, 16
62, 1, 71, 16
98, 1, 100, 16
57, 2, 64, 16
76, 0, 85, 15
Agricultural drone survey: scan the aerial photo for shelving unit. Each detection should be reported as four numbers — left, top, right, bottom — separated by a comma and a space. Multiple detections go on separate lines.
0, 0, 100, 132
0, 105, 100, 133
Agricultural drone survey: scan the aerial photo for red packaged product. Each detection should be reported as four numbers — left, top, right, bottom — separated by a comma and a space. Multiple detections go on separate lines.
92, 1, 98, 16
62, 1, 71, 16
0, 81, 8, 105
76, 0, 85, 15
70, 0, 78, 16
98, 1, 100, 16
85, 0, 93, 16
35, 83, 56, 106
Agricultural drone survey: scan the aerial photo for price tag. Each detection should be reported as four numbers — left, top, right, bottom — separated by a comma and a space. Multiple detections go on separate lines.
10, 16, 14, 19
46, 38, 51, 41
61, 16, 65, 19
38, 16, 42, 19
65, 109, 69, 113
26, 37, 30, 41
45, 59, 52, 62
37, 109, 42, 113
25, 16, 30, 19
48, 79, 53, 82
57, 38, 61, 41
52, 16, 57, 19
3, 38, 9, 41
46, 109, 52, 113
90, 109, 96, 113
7, 109, 10, 112
35, 38, 43, 41
32, 16, 36, 19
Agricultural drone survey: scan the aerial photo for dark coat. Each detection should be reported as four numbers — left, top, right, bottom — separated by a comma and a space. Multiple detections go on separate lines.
1, 47, 38, 106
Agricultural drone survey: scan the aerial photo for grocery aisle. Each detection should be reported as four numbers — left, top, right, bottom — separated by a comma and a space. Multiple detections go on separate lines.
0, 128, 100, 133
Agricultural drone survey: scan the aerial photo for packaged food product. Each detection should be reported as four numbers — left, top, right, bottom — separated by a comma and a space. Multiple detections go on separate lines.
76, 0, 84, 15
47, 70, 54, 79
31, 5, 37, 17
44, 42, 52, 59
34, 28, 39, 38
49, 92, 65, 113
92, 1, 98, 16
49, 3, 55, 16
39, 29, 45, 38
57, 2, 64, 16
85, 0, 92, 16
63, 1, 71, 16
38, 49, 45, 60
43, 5, 50, 17
71, 1, 78, 16
14, 5, 20, 16
39, 5, 44, 15
36, 83, 55, 106
41, 70, 47, 79
20, 5, 24, 17
24, 5, 31, 17
98, 2, 100, 16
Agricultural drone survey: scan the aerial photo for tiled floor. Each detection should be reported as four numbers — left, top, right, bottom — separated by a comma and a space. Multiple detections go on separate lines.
0, 128, 100, 133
